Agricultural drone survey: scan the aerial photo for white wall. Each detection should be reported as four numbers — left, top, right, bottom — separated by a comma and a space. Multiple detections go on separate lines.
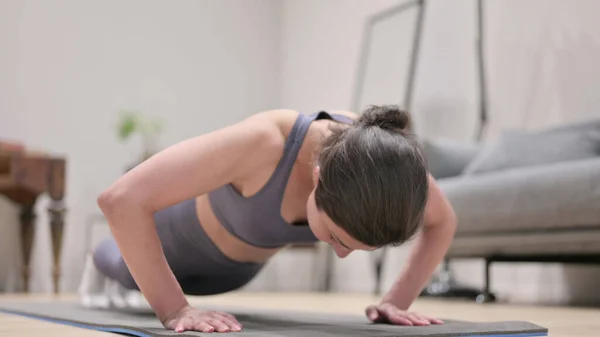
0, 0, 282, 293
482, 0, 600, 138
2, 0, 600, 305
281, 0, 600, 305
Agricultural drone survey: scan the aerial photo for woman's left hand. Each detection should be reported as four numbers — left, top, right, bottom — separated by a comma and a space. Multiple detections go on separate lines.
365, 302, 443, 326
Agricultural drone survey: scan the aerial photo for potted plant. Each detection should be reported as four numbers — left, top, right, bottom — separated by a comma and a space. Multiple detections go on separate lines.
116, 110, 164, 172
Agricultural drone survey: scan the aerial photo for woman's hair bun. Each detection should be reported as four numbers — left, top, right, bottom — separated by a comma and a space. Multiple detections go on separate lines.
357, 105, 412, 132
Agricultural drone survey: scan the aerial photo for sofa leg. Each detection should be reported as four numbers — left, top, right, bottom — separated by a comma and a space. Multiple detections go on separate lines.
476, 258, 496, 303
484, 258, 491, 294
420, 258, 483, 301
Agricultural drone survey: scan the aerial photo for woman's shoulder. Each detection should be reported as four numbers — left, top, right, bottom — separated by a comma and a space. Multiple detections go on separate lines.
256, 108, 302, 126
240, 108, 360, 165
247, 108, 359, 126
245, 109, 304, 138
230, 109, 302, 159
241, 108, 360, 145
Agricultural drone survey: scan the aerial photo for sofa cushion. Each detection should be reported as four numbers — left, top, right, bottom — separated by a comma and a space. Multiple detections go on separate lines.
423, 138, 480, 179
462, 127, 600, 176
441, 157, 600, 234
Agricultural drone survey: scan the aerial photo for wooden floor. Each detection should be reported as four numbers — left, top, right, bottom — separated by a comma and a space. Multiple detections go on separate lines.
1, 292, 599, 336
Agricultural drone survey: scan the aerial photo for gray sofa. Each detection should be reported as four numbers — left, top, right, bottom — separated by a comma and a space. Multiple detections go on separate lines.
422, 118, 600, 301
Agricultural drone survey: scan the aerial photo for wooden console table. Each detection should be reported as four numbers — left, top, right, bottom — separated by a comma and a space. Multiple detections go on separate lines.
0, 147, 66, 293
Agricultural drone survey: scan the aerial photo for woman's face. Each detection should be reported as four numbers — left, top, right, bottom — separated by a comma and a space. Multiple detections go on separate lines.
305, 167, 377, 258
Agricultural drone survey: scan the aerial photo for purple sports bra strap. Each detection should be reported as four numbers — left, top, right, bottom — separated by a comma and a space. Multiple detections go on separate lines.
265, 111, 354, 200
263, 113, 315, 196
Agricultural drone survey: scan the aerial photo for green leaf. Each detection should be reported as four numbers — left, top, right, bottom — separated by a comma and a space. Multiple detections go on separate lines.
115, 109, 164, 143
117, 110, 139, 141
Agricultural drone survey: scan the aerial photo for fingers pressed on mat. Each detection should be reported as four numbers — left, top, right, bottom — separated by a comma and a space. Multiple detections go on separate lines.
214, 313, 242, 331
196, 321, 215, 333
422, 314, 444, 325
408, 313, 430, 326
415, 313, 439, 325
385, 308, 413, 326
387, 314, 413, 326
207, 318, 230, 332
365, 306, 378, 321
174, 317, 190, 333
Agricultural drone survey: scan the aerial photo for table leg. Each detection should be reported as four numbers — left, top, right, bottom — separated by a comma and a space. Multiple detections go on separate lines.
19, 203, 36, 293
48, 198, 66, 294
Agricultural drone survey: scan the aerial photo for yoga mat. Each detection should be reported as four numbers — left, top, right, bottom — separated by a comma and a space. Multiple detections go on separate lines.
0, 300, 547, 337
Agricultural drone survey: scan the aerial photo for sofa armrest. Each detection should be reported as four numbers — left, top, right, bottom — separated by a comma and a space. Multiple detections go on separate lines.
423, 138, 480, 179
438, 157, 600, 235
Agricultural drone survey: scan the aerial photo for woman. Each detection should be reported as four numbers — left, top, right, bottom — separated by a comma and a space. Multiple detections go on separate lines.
84, 105, 457, 333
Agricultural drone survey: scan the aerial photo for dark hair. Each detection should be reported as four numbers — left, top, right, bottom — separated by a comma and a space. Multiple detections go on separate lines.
314, 105, 429, 247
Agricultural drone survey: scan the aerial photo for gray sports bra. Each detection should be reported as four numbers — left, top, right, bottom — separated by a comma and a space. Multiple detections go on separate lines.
207, 111, 354, 248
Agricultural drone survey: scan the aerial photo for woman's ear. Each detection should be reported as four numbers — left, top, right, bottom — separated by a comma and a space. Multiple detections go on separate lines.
312, 166, 320, 185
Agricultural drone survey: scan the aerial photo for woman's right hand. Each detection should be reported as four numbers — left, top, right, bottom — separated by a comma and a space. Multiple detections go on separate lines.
162, 305, 243, 333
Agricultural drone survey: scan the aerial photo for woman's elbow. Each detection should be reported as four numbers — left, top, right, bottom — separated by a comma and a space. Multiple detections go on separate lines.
98, 188, 121, 213
97, 185, 139, 216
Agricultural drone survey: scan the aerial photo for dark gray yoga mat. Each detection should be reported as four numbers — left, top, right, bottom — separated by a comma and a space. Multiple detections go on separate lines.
0, 300, 547, 337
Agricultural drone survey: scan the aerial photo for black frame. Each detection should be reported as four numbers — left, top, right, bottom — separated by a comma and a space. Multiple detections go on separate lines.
351, 0, 490, 141
350, 0, 427, 114
475, 0, 489, 142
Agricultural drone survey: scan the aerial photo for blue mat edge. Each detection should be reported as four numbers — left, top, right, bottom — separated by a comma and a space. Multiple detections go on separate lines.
0, 308, 548, 337
0, 308, 153, 337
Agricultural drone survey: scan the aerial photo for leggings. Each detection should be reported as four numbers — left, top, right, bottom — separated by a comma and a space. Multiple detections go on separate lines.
92, 198, 264, 295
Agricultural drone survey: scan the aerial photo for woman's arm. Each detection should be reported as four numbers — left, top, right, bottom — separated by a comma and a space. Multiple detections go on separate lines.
380, 174, 457, 310
97, 111, 285, 322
